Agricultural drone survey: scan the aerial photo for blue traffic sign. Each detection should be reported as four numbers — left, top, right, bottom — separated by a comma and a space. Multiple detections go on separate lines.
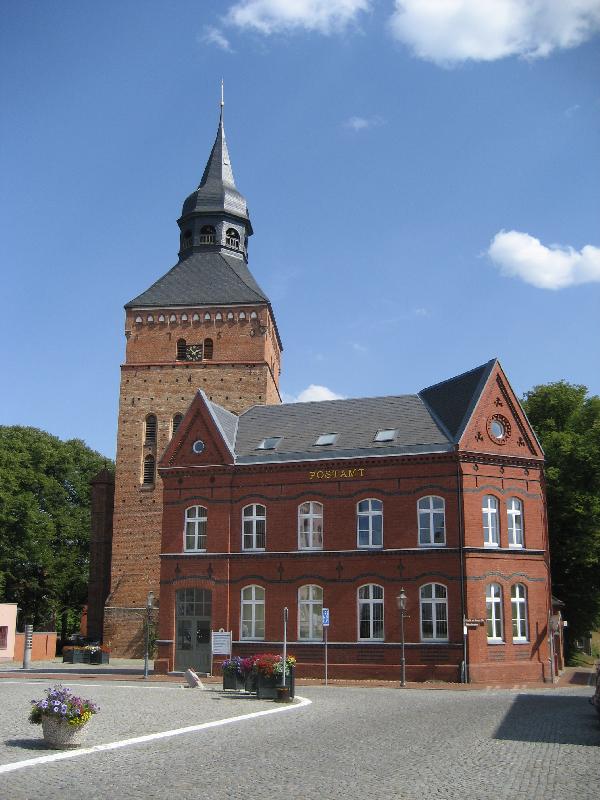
322, 608, 330, 627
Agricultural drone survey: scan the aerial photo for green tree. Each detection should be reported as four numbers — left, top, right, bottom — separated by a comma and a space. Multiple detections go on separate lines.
522, 382, 600, 643
0, 426, 112, 634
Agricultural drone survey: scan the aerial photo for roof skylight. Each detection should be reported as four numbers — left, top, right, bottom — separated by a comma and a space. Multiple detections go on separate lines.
314, 433, 338, 446
374, 429, 397, 442
256, 436, 282, 450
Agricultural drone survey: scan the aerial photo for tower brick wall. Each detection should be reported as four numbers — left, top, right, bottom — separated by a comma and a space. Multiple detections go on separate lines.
87, 469, 115, 641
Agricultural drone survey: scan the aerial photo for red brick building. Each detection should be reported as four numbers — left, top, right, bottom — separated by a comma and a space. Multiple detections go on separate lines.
155, 359, 553, 683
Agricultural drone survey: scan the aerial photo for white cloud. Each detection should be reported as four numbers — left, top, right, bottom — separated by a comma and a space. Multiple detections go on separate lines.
344, 115, 384, 132
201, 26, 233, 51
352, 342, 368, 353
226, 0, 371, 35
284, 384, 346, 403
488, 230, 600, 290
389, 1, 600, 65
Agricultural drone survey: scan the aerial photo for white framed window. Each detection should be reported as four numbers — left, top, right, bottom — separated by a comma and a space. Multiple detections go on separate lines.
374, 429, 397, 442
184, 506, 207, 551
418, 496, 446, 546
257, 436, 282, 450
358, 584, 384, 640
511, 584, 528, 641
482, 495, 500, 547
242, 504, 266, 550
298, 501, 323, 550
420, 583, 448, 641
507, 498, 524, 547
486, 583, 503, 641
240, 585, 265, 640
298, 585, 323, 640
314, 433, 338, 446
357, 499, 383, 548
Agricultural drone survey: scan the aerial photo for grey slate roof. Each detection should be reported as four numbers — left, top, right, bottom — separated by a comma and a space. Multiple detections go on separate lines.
125, 251, 269, 308
419, 359, 495, 440
181, 110, 249, 222
232, 394, 453, 464
195, 360, 500, 465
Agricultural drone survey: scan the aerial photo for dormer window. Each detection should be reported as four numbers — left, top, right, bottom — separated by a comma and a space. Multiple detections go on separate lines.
199, 225, 216, 244
315, 433, 338, 446
374, 429, 397, 442
257, 436, 282, 450
225, 228, 240, 249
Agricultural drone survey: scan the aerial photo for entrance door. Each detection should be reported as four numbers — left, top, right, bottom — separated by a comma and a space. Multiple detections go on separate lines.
175, 588, 212, 673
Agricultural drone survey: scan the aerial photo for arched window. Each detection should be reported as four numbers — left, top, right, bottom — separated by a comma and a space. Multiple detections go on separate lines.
225, 228, 240, 249
176, 338, 187, 361
184, 506, 207, 551
250, 311, 258, 319
357, 499, 383, 548
147, 315, 154, 323
241, 585, 264, 640
482, 495, 499, 546
182, 229, 193, 245
204, 312, 211, 321
358, 584, 384, 640
135, 316, 143, 324
242, 504, 266, 550
507, 498, 524, 547
511, 584, 528, 641
199, 225, 216, 244
142, 454, 155, 485
203, 338, 214, 359
192, 313, 200, 322
144, 414, 157, 445
420, 583, 448, 641
486, 583, 503, 641
239, 311, 246, 320
298, 585, 323, 640
298, 501, 323, 550
172, 413, 183, 436
418, 496, 445, 546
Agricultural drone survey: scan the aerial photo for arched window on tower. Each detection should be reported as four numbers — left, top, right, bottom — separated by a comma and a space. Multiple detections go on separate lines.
199, 225, 216, 244
225, 228, 240, 249
181, 229, 192, 246
142, 454, 155, 485
144, 414, 157, 445
176, 338, 187, 361
203, 338, 214, 359
172, 414, 183, 437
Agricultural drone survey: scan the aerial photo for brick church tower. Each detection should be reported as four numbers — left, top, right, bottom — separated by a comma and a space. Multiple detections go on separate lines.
103, 102, 282, 654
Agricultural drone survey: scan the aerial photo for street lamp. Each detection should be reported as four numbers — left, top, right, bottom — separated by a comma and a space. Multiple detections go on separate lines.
396, 588, 407, 688
144, 591, 154, 680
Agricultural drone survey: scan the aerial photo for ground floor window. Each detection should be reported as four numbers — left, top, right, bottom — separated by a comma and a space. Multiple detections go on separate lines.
358, 584, 384, 640
420, 583, 448, 641
241, 585, 265, 640
298, 584, 323, 640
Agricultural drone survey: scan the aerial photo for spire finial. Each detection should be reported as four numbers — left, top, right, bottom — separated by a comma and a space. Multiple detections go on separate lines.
220, 78, 224, 110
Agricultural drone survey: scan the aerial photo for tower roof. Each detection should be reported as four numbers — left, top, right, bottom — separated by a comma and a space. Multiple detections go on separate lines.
181, 109, 250, 224
125, 250, 269, 308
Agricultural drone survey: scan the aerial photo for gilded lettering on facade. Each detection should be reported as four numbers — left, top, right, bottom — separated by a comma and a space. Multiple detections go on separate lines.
309, 468, 365, 480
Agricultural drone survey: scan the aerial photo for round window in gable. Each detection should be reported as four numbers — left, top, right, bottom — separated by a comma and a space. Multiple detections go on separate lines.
487, 414, 511, 445
192, 439, 205, 454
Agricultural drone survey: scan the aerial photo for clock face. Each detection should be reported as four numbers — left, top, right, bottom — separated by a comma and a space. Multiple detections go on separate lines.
192, 440, 205, 454
186, 345, 203, 361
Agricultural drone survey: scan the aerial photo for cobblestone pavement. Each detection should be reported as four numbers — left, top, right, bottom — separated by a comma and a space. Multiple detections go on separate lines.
1, 679, 598, 800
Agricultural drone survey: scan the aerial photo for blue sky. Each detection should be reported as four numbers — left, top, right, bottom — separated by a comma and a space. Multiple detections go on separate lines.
1, 0, 599, 459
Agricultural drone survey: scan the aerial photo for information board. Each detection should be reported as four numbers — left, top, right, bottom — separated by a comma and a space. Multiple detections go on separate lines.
211, 629, 232, 656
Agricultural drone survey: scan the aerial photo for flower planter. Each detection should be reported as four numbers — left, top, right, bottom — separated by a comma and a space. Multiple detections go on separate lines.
88, 651, 110, 665
41, 716, 89, 749
223, 673, 245, 691
244, 673, 258, 694
257, 669, 295, 700
62, 650, 89, 664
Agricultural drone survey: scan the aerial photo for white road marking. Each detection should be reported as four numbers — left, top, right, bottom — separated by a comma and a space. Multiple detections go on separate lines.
0, 680, 185, 691
0, 695, 312, 774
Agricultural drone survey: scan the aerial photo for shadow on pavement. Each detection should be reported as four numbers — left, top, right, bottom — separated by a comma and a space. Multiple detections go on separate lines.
494, 693, 600, 746
5, 738, 49, 751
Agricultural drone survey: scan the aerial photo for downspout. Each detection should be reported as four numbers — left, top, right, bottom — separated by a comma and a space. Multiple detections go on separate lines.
456, 448, 468, 683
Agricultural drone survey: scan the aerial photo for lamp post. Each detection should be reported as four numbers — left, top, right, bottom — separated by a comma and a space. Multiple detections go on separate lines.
144, 591, 154, 680
396, 588, 407, 688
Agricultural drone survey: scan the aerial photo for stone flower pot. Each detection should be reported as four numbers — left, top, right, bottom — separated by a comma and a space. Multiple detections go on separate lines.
223, 672, 245, 691
41, 716, 89, 749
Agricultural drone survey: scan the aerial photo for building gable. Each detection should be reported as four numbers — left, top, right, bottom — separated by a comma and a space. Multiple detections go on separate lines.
458, 361, 542, 459
160, 390, 234, 470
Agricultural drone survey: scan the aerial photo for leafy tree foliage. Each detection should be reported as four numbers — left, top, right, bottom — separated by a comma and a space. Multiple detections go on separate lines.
0, 426, 112, 631
522, 382, 600, 641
